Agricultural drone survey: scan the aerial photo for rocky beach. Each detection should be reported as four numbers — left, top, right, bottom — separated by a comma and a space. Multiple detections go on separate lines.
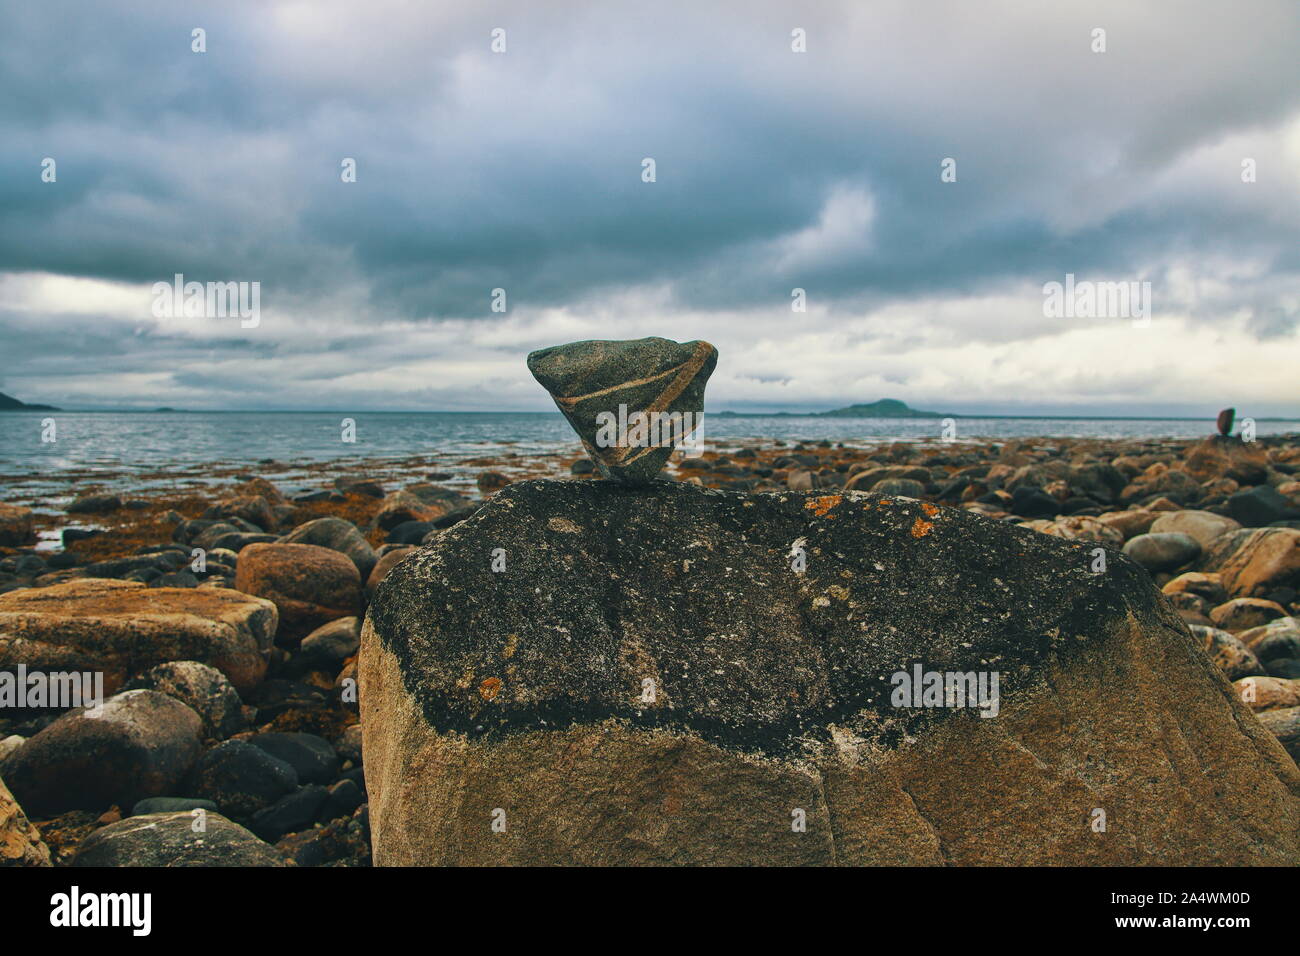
3, 358, 1299, 865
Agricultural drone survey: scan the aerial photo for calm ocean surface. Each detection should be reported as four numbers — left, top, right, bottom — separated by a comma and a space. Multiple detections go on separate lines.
2, 410, 1298, 495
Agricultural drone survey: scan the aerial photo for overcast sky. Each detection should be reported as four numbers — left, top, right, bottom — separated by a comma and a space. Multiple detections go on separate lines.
2, 0, 1298, 416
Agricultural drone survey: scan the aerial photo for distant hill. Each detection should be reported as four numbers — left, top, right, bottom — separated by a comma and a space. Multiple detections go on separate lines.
818, 399, 947, 418
0, 391, 60, 411
715, 399, 952, 418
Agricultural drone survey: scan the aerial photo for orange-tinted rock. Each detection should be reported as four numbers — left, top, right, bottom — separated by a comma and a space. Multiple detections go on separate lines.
0, 579, 276, 695
1097, 509, 1159, 540
0, 773, 51, 867
235, 543, 362, 643
1209, 597, 1288, 632
1233, 675, 1300, 712
1218, 528, 1300, 599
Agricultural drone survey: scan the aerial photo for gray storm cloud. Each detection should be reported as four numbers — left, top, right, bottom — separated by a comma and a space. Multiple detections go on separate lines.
1, 0, 1298, 414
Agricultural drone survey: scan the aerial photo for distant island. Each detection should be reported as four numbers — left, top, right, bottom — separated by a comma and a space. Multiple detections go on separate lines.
817, 398, 946, 418
0, 391, 59, 411
717, 398, 949, 419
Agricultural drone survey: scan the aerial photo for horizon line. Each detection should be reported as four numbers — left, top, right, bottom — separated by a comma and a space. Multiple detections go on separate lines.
4, 407, 1299, 423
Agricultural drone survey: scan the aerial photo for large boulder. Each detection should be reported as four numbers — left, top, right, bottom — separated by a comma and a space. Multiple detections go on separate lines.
1, 773, 51, 867
234, 543, 362, 643
72, 811, 284, 867
0, 579, 276, 695
279, 516, 377, 581
0, 690, 203, 815
360, 480, 1300, 866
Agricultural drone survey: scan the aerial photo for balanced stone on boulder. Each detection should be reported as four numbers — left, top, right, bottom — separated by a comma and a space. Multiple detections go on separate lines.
360, 479, 1300, 865
527, 337, 717, 482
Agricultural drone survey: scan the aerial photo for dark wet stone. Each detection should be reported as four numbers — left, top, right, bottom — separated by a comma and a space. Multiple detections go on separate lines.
208, 532, 278, 552
1228, 486, 1300, 527
131, 796, 218, 816
1, 691, 203, 816
527, 337, 717, 482
319, 778, 365, 822
292, 490, 335, 503
246, 679, 330, 722
1010, 486, 1059, 518
334, 477, 387, 498
67, 493, 122, 515
61, 527, 102, 545
189, 739, 299, 820
385, 520, 438, 545
249, 732, 339, 785
249, 784, 329, 841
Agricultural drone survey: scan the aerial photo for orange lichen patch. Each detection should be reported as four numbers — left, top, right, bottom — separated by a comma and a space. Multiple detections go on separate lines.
911, 517, 934, 538
479, 677, 503, 701
264, 707, 353, 739
60, 494, 210, 562
805, 495, 842, 517
920, 502, 939, 517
